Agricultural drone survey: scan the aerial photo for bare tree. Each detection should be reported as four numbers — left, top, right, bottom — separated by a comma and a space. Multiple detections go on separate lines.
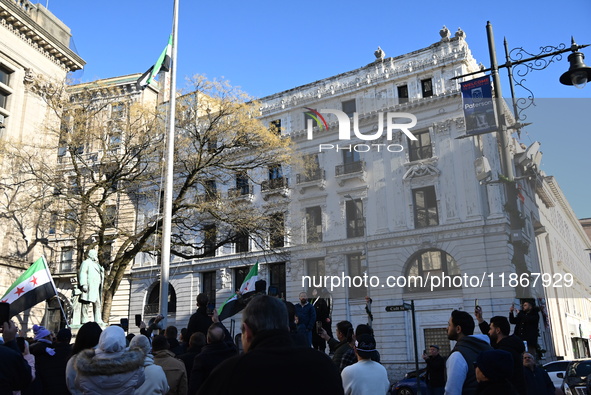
0, 75, 294, 320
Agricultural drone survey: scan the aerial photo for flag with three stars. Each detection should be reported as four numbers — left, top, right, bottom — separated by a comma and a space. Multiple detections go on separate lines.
1, 256, 57, 318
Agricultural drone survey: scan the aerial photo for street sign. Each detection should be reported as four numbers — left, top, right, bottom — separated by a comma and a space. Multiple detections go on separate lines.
385, 305, 407, 312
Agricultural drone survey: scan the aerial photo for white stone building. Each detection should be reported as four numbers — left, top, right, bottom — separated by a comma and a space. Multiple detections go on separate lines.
126, 28, 591, 378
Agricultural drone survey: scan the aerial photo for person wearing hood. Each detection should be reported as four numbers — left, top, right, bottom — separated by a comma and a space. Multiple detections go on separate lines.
74, 325, 145, 394
129, 335, 169, 395
445, 310, 492, 395
475, 308, 526, 395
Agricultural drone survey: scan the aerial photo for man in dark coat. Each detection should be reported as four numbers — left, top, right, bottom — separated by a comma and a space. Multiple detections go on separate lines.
186, 293, 213, 340
0, 321, 32, 394
178, 332, 206, 381
522, 352, 555, 395
423, 345, 445, 395
474, 349, 519, 395
475, 308, 526, 395
310, 287, 332, 352
197, 295, 343, 395
294, 291, 316, 347
509, 299, 540, 352
188, 321, 237, 394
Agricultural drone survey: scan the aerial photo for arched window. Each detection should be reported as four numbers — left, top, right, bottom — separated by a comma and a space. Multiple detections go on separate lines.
145, 282, 177, 315
405, 249, 461, 292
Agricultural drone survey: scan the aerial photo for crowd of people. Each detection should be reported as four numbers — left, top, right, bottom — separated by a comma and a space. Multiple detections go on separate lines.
0, 293, 564, 395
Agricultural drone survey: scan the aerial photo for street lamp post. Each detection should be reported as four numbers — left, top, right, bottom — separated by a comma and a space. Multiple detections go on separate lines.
455, 21, 589, 298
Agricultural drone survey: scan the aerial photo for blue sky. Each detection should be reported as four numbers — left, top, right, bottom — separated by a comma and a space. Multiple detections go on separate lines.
46, 0, 590, 218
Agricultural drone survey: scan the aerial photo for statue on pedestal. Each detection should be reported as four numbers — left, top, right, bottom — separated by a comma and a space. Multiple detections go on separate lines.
76, 249, 105, 325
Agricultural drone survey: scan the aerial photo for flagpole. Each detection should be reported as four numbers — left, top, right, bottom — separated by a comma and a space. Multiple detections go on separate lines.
159, 0, 179, 328
41, 256, 70, 328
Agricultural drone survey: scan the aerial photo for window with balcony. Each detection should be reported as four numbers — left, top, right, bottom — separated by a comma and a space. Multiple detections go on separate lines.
269, 212, 285, 248
232, 172, 251, 196
204, 224, 217, 257
413, 186, 439, 228
60, 247, 74, 273
346, 199, 364, 238
421, 78, 433, 98
406, 249, 460, 292
306, 206, 322, 243
101, 238, 114, 265
297, 154, 323, 183
337, 150, 362, 176
398, 84, 409, 104
408, 130, 433, 161
342, 99, 356, 117
348, 253, 367, 298
263, 164, 287, 191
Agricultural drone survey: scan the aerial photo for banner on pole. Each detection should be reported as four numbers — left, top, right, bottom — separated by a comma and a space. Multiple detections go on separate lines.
461, 76, 497, 136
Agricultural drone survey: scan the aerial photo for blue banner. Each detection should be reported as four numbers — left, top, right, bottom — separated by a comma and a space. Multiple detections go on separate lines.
461, 76, 496, 136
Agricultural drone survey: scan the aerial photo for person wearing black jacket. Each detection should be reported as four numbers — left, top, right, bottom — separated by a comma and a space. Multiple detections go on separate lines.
509, 300, 540, 352
188, 315, 237, 394
0, 321, 32, 395
186, 293, 213, 341
423, 345, 445, 395
475, 308, 526, 395
197, 295, 343, 395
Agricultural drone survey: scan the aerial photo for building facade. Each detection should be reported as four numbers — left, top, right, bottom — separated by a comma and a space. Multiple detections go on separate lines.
0, 0, 84, 331
128, 28, 591, 378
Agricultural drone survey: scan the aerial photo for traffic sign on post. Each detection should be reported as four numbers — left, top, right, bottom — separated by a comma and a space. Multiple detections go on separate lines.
385, 305, 408, 312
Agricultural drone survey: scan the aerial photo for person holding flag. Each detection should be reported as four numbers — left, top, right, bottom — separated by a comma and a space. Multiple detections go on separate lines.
217, 262, 265, 322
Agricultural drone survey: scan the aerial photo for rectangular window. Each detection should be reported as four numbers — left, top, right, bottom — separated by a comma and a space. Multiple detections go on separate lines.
307, 258, 326, 278
60, 247, 74, 273
202, 271, 216, 307
342, 99, 356, 117
263, 164, 286, 190
306, 206, 322, 243
69, 177, 80, 195
270, 212, 285, 248
0, 91, 8, 109
268, 262, 286, 299
424, 328, 451, 357
111, 102, 126, 119
338, 150, 362, 175
413, 186, 439, 228
270, 119, 281, 135
304, 111, 316, 130
346, 199, 364, 238
421, 78, 433, 98
298, 154, 322, 183
235, 172, 250, 195
235, 230, 249, 253
348, 253, 367, 299
64, 210, 77, 234
105, 204, 117, 228
49, 212, 58, 235
397, 85, 409, 104
409, 130, 433, 161
204, 224, 217, 257
204, 179, 217, 201
0, 65, 11, 85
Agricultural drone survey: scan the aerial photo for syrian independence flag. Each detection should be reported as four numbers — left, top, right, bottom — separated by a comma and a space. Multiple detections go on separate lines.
218, 262, 259, 321
1, 257, 58, 318
136, 34, 173, 90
